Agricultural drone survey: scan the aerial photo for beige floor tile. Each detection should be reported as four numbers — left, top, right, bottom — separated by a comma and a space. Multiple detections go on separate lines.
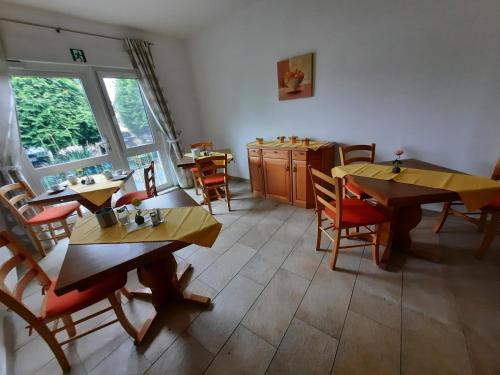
242, 269, 309, 347
14, 335, 59, 375
258, 239, 296, 266
88, 339, 150, 375
183, 278, 219, 300
296, 263, 357, 339
349, 287, 401, 331
402, 257, 461, 330
188, 275, 264, 354
401, 308, 472, 375
175, 244, 201, 259
210, 220, 253, 254
281, 247, 324, 280
462, 326, 500, 375
238, 215, 283, 250
141, 302, 210, 364
267, 318, 338, 375
145, 333, 213, 375
34, 345, 86, 375
199, 243, 256, 291
332, 310, 399, 375
268, 203, 297, 221
185, 247, 220, 278
239, 252, 281, 286
205, 325, 275, 375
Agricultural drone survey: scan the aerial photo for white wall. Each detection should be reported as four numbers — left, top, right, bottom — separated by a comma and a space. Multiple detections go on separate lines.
0, 3, 204, 148
188, 0, 500, 179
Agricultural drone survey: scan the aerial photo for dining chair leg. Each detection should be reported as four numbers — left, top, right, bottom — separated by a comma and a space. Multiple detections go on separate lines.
62, 315, 76, 337
76, 207, 83, 218
27, 225, 46, 257
204, 189, 213, 215
193, 173, 199, 195
48, 224, 58, 244
475, 212, 499, 259
434, 201, 451, 233
315, 210, 322, 251
35, 321, 70, 372
329, 229, 341, 270
61, 219, 71, 238
478, 210, 488, 232
371, 224, 382, 265
225, 185, 231, 212
108, 291, 139, 343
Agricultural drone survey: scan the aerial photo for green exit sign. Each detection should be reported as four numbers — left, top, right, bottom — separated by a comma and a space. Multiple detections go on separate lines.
70, 48, 87, 63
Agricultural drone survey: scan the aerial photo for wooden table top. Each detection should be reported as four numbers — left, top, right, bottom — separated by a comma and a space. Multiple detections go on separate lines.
177, 149, 232, 169
28, 171, 134, 206
347, 159, 462, 207
54, 188, 198, 296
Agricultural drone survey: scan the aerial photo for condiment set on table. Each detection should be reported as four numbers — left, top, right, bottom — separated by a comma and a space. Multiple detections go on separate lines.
96, 204, 164, 233
255, 136, 311, 146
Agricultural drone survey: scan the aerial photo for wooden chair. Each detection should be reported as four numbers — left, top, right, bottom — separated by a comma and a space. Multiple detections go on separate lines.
475, 197, 500, 259
338, 143, 376, 199
308, 166, 390, 269
434, 157, 500, 234
195, 154, 230, 215
0, 231, 140, 372
190, 141, 213, 195
0, 181, 82, 257
116, 161, 157, 207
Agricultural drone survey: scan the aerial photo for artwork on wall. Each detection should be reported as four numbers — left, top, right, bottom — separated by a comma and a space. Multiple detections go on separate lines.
277, 53, 314, 101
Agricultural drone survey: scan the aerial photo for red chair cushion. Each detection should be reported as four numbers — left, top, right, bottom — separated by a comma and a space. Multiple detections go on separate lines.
190, 167, 199, 173
324, 198, 389, 227
26, 202, 80, 225
345, 181, 365, 198
198, 175, 225, 186
44, 274, 126, 319
115, 190, 149, 207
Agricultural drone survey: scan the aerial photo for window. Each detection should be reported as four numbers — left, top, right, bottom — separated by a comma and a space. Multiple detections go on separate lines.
40, 162, 113, 190
102, 77, 154, 148
10, 76, 107, 169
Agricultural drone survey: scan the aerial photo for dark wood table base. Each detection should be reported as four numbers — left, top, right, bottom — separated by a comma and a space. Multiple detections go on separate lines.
124, 252, 211, 343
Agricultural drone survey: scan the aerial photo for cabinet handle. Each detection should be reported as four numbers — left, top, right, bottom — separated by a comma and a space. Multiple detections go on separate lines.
286, 165, 290, 171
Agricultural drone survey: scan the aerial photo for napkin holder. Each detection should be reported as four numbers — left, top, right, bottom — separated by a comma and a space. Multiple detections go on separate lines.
95, 207, 117, 228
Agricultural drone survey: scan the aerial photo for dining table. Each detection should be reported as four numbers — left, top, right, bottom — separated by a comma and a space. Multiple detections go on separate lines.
28, 171, 135, 213
54, 188, 220, 343
176, 148, 233, 169
343, 159, 465, 268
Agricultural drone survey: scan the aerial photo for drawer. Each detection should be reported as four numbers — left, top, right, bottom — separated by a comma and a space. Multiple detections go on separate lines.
262, 149, 289, 160
292, 150, 308, 161
248, 148, 261, 157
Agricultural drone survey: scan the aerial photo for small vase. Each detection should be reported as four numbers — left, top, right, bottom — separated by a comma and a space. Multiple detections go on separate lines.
392, 165, 401, 173
135, 214, 145, 225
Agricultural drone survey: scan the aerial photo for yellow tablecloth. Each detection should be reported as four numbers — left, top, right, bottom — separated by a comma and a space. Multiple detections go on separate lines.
332, 163, 500, 211
69, 206, 222, 248
185, 152, 234, 165
246, 140, 329, 151
68, 174, 124, 206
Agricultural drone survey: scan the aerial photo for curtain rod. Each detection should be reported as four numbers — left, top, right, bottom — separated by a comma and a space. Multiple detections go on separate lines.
0, 18, 153, 45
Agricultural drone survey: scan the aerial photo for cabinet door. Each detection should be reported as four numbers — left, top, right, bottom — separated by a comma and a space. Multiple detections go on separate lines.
292, 160, 308, 207
249, 156, 264, 196
292, 158, 321, 208
263, 157, 291, 203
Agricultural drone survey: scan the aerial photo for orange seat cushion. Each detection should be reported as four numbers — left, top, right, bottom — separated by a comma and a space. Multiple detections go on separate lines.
190, 167, 199, 173
26, 202, 80, 225
198, 175, 225, 186
44, 274, 126, 319
115, 190, 149, 207
324, 198, 389, 227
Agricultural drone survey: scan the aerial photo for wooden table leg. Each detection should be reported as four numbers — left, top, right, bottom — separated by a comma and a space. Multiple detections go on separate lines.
132, 253, 211, 343
379, 204, 440, 268
77, 197, 112, 213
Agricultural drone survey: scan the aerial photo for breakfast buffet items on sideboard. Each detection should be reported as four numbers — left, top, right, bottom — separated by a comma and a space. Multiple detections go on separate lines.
247, 139, 335, 208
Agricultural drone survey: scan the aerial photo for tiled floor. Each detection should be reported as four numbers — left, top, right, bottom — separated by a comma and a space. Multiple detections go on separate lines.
4, 181, 500, 374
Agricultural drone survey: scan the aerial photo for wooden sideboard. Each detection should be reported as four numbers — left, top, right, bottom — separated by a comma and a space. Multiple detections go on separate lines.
247, 142, 335, 208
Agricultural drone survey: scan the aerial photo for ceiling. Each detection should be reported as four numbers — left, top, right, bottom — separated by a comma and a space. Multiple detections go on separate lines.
0, 0, 259, 37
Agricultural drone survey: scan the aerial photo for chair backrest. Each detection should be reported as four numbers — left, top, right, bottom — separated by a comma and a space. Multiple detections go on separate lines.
308, 166, 342, 228
195, 154, 228, 186
0, 231, 51, 303
144, 161, 157, 197
190, 141, 213, 151
339, 144, 376, 165
491, 157, 500, 181
0, 181, 42, 224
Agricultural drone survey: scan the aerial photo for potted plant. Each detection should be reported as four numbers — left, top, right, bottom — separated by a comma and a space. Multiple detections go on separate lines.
131, 198, 145, 225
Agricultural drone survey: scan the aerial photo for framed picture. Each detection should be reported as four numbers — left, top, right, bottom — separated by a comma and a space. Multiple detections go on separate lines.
277, 53, 314, 101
